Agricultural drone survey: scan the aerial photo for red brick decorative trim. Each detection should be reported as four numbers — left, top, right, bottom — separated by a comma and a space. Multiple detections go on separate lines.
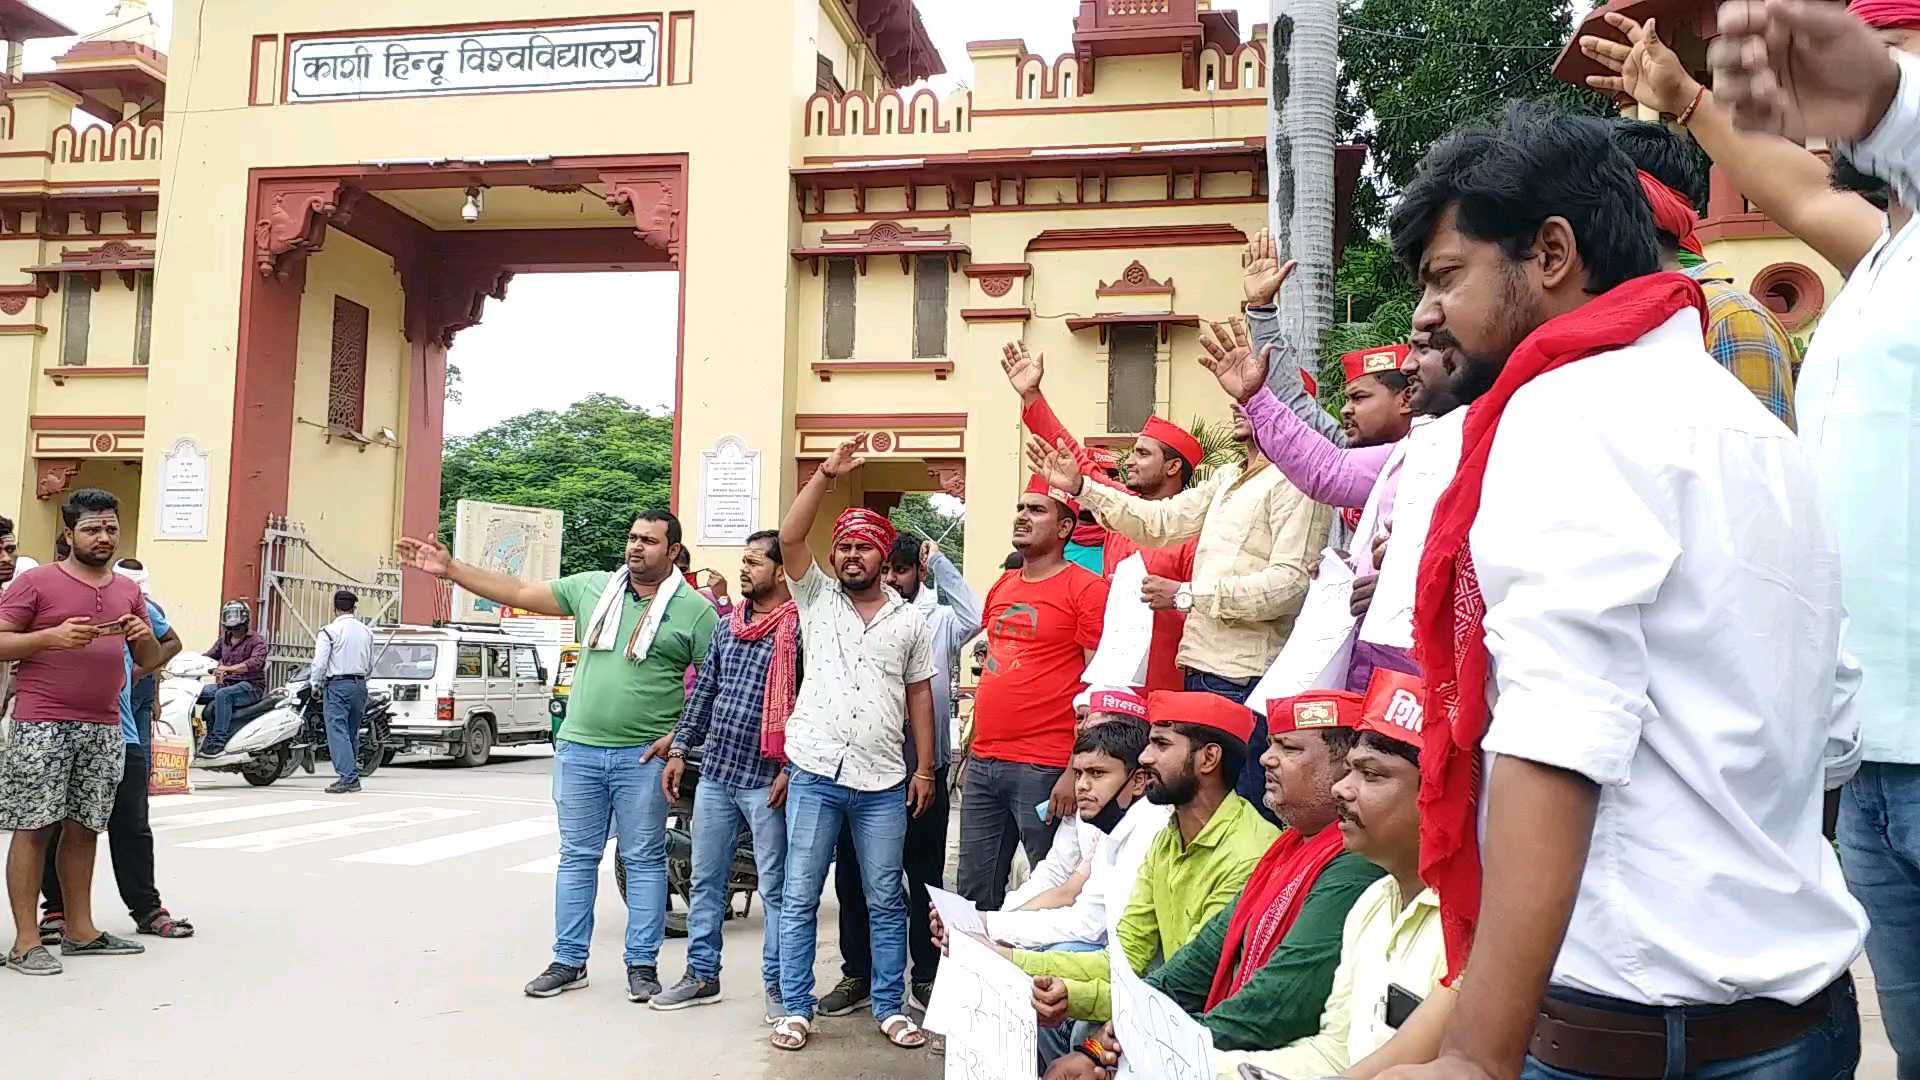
44, 365, 148, 382
1027, 223, 1245, 252
252, 179, 345, 279
35, 458, 79, 500
812, 360, 953, 381
964, 262, 1032, 278
926, 458, 966, 498
1749, 261, 1826, 331
961, 306, 1032, 322
30, 414, 144, 429
600, 170, 681, 265
1096, 259, 1173, 297
795, 412, 965, 429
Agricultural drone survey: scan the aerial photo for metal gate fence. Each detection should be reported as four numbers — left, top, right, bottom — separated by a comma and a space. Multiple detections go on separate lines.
258, 516, 402, 689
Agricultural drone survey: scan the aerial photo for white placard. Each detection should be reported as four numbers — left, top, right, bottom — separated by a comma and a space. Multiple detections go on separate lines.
157, 437, 209, 541
451, 500, 564, 626
698, 435, 761, 546
286, 21, 659, 104
1082, 552, 1152, 688
1110, 944, 1217, 1080
1249, 551, 1356, 715
924, 932, 1038, 1080
1359, 410, 1466, 650
926, 884, 985, 938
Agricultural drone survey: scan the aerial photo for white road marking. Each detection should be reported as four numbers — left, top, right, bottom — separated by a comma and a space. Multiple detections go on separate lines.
180, 807, 474, 853
153, 800, 341, 830
147, 795, 233, 809
506, 838, 617, 875
339, 816, 557, 866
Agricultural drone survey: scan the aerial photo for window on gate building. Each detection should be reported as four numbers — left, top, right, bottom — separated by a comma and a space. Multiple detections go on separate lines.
913, 255, 948, 358
133, 271, 154, 366
1107, 324, 1157, 433
60, 273, 91, 366
328, 295, 369, 432
823, 256, 856, 359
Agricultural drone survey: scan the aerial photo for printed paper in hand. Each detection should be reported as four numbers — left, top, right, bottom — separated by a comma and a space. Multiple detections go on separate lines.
927, 884, 985, 937
923, 931, 1038, 1080
1360, 409, 1465, 649
1110, 943, 1217, 1080
1081, 553, 1152, 688
1248, 552, 1356, 715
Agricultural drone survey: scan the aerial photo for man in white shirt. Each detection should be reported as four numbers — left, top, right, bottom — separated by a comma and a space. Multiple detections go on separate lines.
1375, 102, 1866, 1080
311, 589, 376, 795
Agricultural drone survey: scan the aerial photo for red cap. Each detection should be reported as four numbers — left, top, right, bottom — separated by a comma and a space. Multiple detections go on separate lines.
1025, 474, 1082, 518
1636, 171, 1703, 258
1140, 416, 1204, 470
1358, 669, 1427, 750
1850, 0, 1920, 30
1267, 689, 1364, 735
1088, 446, 1121, 472
1146, 690, 1256, 743
1086, 688, 1148, 722
1341, 345, 1410, 387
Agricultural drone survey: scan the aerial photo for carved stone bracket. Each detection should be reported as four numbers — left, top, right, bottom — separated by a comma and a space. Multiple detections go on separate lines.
600, 171, 681, 265
1096, 259, 1173, 298
404, 263, 514, 348
35, 458, 80, 500
926, 458, 966, 500
252, 179, 347, 280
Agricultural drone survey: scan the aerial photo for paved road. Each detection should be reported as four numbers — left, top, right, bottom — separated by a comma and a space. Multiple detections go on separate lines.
7, 749, 938, 1080
7, 748, 1897, 1079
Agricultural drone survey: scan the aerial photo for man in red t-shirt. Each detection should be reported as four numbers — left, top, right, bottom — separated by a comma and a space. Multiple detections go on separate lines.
959, 477, 1110, 911
0, 488, 158, 975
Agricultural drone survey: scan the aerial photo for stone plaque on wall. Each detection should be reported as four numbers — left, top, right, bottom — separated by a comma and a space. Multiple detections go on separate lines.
699, 435, 760, 546
156, 437, 209, 541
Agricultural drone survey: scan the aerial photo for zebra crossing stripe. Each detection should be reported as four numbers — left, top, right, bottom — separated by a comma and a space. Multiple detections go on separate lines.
507, 838, 618, 876
153, 800, 340, 831
340, 816, 557, 866
147, 795, 233, 809
179, 807, 474, 853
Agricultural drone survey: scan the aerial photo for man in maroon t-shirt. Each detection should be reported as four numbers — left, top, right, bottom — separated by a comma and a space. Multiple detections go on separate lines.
0, 488, 157, 976
957, 477, 1109, 912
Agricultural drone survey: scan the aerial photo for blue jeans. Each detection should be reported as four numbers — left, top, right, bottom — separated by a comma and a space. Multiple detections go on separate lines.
323, 677, 366, 784
551, 738, 669, 969
685, 778, 787, 987
1521, 979, 1859, 1080
1841, 761, 1920, 1079
777, 769, 908, 1021
198, 683, 262, 747
1183, 669, 1276, 825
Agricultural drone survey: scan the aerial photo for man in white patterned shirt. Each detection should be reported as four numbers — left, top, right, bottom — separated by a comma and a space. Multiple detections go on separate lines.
770, 437, 936, 1056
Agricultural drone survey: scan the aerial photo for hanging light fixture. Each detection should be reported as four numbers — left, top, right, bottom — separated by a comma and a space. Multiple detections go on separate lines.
460, 186, 483, 224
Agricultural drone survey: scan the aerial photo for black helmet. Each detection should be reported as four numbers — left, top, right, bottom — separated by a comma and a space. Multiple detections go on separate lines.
220, 600, 250, 629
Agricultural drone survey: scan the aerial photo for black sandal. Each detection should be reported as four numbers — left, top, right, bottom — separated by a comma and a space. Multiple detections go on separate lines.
37, 913, 62, 946
136, 908, 195, 939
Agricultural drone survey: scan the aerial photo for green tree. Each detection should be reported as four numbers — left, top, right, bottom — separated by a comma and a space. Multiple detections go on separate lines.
889, 493, 966, 572
439, 394, 672, 575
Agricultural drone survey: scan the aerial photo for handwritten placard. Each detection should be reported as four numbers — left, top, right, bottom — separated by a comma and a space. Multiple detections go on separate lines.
924, 932, 1038, 1080
1111, 945, 1218, 1080
1249, 551, 1355, 714
286, 21, 659, 103
1082, 553, 1152, 688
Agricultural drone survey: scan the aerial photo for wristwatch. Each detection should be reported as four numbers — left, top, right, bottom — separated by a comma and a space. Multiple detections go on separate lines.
1173, 583, 1194, 613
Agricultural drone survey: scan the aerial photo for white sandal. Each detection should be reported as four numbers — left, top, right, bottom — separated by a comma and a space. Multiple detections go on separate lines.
880, 1013, 927, 1049
770, 1015, 811, 1051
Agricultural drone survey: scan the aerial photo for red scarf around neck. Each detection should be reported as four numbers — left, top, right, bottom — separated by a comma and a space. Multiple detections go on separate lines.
731, 599, 800, 762
1204, 823, 1347, 1010
1412, 272, 1705, 981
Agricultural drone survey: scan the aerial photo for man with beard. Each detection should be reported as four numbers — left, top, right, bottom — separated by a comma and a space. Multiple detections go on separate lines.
818, 536, 979, 1017
1372, 102, 1865, 1080
651, 530, 795, 1019
1013, 692, 1276, 1028
1003, 341, 1197, 694
960, 476, 1108, 912
397, 511, 718, 1005
770, 437, 936, 1054
1028, 395, 1330, 821
1044, 687, 1383, 1080
0, 488, 158, 976
1589, 7, 1920, 1067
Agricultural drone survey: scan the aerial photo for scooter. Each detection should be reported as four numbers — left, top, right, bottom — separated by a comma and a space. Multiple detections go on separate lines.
160, 656, 391, 787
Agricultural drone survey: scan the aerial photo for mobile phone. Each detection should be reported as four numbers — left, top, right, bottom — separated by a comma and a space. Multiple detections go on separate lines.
92, 617, 129, 636
1385, 981, 1424, 1029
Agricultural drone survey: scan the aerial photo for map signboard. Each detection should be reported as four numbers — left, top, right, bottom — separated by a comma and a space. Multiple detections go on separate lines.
451, 500, 564, 625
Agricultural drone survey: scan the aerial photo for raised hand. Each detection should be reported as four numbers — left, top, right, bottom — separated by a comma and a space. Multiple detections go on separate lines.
820, 436, 867, 479
1001, 341, 1045, 402
1024, 435, 1084, 496
395, 536, 453, 577
1241, 229, 1296, 307
1196, 318, 1273, 403
1708, 0, 1902, 141
921, 540, 940, 572
1581, 15, 1702, 117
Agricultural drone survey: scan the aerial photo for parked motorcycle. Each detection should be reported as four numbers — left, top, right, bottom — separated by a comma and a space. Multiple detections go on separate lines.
613, 748, 758, 938
161, 656, 392, 787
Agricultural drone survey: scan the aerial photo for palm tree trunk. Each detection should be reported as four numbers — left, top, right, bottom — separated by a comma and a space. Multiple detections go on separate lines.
1267, 0, 1339, 390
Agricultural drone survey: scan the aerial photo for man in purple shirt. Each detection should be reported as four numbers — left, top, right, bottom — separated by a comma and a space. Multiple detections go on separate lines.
198, 600, 268, 756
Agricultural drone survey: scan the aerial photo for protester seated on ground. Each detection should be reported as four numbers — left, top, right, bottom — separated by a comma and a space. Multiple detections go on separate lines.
993, 693, 1277, 1026
1041, 687, 1384, 1078
1212, 672, 1442, 1080
994, 691, 1154, 924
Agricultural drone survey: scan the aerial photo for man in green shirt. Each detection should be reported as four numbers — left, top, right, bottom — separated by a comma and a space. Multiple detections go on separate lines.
1046, 687, 1385, 1078
397, 510, 716, 1005
1013, 691, 1277, 1024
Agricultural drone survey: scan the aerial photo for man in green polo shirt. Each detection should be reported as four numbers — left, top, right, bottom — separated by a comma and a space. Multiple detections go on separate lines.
398, 510, 715, 1005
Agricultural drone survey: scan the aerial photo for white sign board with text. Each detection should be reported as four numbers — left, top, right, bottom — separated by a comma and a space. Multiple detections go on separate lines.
286, 21, 659, 103
157, 437, 209, 541
699, 435, 761, 546
451, 500, 564, 626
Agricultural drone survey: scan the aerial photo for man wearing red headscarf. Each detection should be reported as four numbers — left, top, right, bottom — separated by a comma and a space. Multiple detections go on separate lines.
1371, 104, 1864, 1080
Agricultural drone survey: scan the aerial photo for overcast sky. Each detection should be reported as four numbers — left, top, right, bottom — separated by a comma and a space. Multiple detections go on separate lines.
33, 1, 1268, 435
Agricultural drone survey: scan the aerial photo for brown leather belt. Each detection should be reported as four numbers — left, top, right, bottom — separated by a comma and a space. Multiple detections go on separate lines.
1528, 980, 1836, 1078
